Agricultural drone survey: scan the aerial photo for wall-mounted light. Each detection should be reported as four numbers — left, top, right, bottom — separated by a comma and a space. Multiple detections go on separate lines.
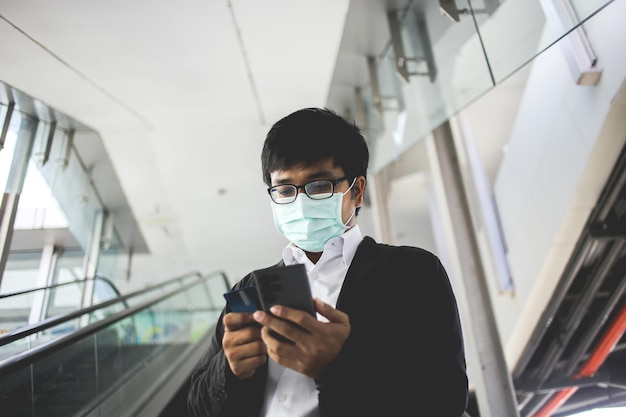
387, 9, 436, 83
439, 0, 499, 23
439, 0, 468, 22
367, 56, 402, 113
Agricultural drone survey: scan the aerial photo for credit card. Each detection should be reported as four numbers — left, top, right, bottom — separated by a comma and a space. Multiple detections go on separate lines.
223, 286, 261, 312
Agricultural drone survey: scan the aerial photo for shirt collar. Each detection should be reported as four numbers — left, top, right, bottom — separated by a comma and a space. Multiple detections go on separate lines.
282, 225, 363, 267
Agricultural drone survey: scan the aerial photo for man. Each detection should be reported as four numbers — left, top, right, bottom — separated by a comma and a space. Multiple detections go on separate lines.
188, 107, 468, 416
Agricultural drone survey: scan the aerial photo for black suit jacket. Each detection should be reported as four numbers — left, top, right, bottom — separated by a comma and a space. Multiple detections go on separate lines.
188, 236, 468, 416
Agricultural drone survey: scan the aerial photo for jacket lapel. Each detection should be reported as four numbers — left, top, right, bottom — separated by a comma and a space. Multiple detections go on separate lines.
337, 236, 388, 304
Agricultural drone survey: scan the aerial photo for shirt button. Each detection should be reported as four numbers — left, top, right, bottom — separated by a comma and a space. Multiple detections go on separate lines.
279, 393, 288, 403
310, 272, 318, 280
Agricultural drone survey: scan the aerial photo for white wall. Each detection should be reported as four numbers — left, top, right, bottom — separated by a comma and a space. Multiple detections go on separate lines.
491, 0, 626, 366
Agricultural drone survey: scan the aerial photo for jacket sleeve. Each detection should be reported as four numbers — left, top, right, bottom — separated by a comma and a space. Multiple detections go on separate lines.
186, 280, 266, 417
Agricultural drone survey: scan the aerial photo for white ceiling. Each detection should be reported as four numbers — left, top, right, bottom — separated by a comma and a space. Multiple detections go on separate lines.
0, 0, 363, 283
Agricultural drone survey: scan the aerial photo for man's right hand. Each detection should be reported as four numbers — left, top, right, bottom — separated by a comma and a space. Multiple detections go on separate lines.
222, 312, 268, 379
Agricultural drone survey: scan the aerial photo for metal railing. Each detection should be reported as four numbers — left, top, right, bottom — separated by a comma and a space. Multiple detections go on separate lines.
0, 270, 229, 417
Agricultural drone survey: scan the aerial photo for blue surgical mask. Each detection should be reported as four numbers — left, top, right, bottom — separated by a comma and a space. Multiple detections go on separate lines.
271, 179, 356, 252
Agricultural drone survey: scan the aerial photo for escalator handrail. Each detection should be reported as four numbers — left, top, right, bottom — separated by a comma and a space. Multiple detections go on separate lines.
0, 270, 225, 347
0, 269, 228, 376
2, 273, 165, 300
0, 270, 202, 347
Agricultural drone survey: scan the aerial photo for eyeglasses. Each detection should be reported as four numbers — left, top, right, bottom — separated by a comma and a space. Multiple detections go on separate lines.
268, 177, 348, 204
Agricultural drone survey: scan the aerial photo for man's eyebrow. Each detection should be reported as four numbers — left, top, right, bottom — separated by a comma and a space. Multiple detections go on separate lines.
272, 178, 293, 185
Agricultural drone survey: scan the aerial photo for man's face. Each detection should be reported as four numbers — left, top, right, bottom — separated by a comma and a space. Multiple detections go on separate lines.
269, 158, 365, 227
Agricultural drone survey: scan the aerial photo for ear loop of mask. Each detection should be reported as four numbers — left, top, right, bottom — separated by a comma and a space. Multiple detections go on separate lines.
342, 178, 358, 227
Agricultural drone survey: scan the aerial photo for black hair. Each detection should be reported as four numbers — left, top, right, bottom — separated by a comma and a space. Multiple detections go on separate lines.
261, 107, 369, 187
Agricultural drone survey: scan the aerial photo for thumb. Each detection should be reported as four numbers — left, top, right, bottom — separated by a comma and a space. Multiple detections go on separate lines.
314, 297, 350, 326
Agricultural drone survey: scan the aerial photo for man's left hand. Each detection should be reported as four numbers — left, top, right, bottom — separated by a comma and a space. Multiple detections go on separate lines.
253, 297, 350, 378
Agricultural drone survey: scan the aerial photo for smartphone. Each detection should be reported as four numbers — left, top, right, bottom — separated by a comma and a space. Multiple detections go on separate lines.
251, 263, 316, 317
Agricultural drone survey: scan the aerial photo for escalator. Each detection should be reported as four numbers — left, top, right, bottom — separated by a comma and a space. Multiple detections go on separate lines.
0, 271, 229, 417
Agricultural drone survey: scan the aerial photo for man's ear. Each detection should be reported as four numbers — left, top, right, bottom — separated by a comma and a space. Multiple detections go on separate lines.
354, 176, 366, 207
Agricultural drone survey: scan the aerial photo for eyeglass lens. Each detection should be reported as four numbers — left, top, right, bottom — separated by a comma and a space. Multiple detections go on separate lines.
270, 180, 335, 203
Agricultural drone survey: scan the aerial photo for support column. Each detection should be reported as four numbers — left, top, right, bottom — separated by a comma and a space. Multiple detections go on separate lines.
28, 243, 60, 324
81, 209, 105, 308
432, 121, 520, 417
367, 167, 394, 244
0, 116, 37, 288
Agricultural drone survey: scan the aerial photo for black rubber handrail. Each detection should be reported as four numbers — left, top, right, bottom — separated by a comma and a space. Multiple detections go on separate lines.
0, 269, 229, 376
0, 270, 225, 347
0, 275, 121, 300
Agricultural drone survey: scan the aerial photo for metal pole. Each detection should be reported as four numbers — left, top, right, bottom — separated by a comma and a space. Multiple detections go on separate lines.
432, 121, 520, 417
81, 209, 105, 308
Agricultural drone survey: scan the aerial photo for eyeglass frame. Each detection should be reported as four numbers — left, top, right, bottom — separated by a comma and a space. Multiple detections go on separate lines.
267, 176, 350, 204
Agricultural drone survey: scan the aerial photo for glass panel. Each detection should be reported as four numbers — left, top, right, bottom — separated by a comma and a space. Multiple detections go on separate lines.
0, 364, 33, 417
0, 290, 34, 334
54, 253, 85, 284
95, 318, 136, 400
458, 0, 544, 84
0, 333, 31, 361
53, 250, 85, 283
369, 2, 494, 171
31, 336, 97, 417
0, 299, 128, 361
365, 0, 614, 172
0, 119, 18, 193
1, 254, 88, 333
46, 283, 84, 319
0, 272, 230, 415
189, 273, 227, 342
93, 277, 121, 304
29, 122, 104, 253
96, 248, 129, 286
567, 0, 613, 25
0, 255, 42, 334
14, 161, 68, 230
203, 272, 228, 311
469, 0, 613, 83
132, 307, 160, 344
39, 253, 87, 322
86, 300, 127, 325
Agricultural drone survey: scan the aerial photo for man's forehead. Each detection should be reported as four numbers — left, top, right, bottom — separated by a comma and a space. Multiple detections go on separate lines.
270, 163, 344, 182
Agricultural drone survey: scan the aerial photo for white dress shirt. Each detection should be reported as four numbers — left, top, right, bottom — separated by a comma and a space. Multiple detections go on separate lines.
259, 225, 363, 417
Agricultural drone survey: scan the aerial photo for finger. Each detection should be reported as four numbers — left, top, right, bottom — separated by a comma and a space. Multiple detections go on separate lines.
253, 311, 304, 345
253, 310, 289, 331
226, 345, 268, 379
267, 305, 315, 329
261, 325, 298, 350
230, 356, 265, 379
224, 337, 267, 359
253, 310, 266, 324
313, 298, 349, 326
224, 312, 257, 330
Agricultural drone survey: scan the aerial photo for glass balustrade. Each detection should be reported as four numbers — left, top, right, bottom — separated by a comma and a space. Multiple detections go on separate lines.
0, 271, 228, 416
